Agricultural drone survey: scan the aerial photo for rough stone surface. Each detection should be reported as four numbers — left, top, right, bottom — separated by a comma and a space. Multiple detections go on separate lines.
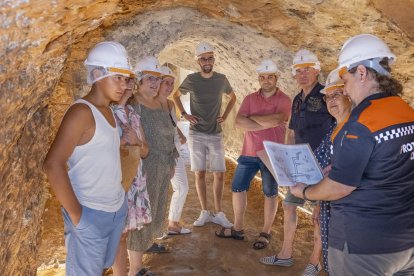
0, 1, 413, 274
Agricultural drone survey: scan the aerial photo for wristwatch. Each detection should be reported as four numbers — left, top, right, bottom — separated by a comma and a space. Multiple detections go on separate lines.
181, 110, 187, 117
302, 186, 311, 201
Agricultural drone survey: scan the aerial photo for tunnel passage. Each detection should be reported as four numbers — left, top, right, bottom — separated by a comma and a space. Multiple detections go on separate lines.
54, 7, 299, 160
2, 1, 414, 275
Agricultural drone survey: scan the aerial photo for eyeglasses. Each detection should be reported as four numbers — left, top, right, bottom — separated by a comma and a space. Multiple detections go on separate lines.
323, 92, 344, 102
199, 57, 215, 64
143, 75, 162, 83
295, 67, 313, 75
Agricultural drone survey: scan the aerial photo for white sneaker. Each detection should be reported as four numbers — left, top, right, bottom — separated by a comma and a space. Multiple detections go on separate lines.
211, 212, 233, 228
193, 210, 212, 226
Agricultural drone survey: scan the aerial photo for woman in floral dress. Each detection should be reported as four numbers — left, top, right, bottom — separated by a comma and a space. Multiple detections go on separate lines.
112, 79, 151, 276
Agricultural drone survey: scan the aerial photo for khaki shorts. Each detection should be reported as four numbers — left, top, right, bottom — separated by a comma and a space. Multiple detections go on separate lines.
188, 130, 226, 172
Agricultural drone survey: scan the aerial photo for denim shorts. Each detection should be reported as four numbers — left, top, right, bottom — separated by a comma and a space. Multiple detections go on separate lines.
231, 155, 278, 197
187, 130, 226, 172
62, 199, 127, 275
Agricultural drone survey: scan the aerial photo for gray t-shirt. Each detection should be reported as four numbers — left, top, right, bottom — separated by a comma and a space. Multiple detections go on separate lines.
179, 72, 233, 134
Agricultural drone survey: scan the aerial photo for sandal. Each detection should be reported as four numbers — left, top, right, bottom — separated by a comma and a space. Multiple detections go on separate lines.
215, 227, 245, 240
253, 232, 271, 250
136, 267, 155, 276
145, 243, 169, 253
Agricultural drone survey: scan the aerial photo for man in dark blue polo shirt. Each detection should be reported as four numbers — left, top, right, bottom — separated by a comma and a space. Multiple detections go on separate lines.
261, 49, 334, 275
291, 34, 414, 275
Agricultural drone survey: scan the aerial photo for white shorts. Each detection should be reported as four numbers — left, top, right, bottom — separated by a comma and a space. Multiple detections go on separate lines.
188, 130, 226, 172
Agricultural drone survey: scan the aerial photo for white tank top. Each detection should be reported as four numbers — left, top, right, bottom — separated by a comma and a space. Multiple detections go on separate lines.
68, 99, 125, 212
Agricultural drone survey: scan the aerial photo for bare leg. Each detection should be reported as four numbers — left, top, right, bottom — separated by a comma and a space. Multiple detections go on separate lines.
278, 203, 297, 258
308, 207, 322, 265
232, 191, 247, 231
262, 196, 278, 234
212, 172, 225, 213
112, 233, 127, 276
127, 250, 144, 276
195, 171, 207, 210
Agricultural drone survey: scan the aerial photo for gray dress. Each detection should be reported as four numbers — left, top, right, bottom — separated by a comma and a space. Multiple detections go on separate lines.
127, 104, 178, 251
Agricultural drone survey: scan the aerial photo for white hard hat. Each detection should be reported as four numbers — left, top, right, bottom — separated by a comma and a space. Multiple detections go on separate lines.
256, 59, 280, 74
195, 41, 214, 58
84, 41, 134, 84
160, 66, 175, 79
336, 34, 396, 77
320, 69, 344, 94
291, 49, 321, 75
135, 56, 161, 80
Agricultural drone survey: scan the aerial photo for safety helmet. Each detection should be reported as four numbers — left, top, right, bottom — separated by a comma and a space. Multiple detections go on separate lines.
135, 56, 162, 80
256, 59, 280, 75
291, 49, 321, 75
320, 69, 344, 94
336, 34, 396, 77
160, 66, 176, 79
84, 41, 134, 84
195, 41, 214, 58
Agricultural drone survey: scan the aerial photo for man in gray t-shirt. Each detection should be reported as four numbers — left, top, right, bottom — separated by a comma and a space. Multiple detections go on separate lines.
173, 41, 236, 228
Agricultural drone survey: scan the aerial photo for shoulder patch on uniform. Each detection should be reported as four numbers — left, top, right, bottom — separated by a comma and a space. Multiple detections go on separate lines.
358, 97, 414, 133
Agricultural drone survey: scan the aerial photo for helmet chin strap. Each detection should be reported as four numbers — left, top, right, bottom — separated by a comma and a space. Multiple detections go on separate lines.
348, 58, 391, 77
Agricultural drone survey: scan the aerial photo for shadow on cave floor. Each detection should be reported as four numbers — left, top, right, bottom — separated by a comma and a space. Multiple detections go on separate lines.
37, 159, 321, 276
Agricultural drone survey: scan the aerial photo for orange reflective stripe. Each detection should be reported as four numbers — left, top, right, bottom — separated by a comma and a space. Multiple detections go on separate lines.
293, 62, 316, 69
324, 84, 344, 93
346, 134, 358, 139
107, 67, 134, 76
338, 67, 348, 77
142, 70, 161, 77
331, 114, 350, 142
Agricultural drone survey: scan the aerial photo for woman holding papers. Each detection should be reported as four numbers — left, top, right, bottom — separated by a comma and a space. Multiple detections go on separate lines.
291, 34, 414, 275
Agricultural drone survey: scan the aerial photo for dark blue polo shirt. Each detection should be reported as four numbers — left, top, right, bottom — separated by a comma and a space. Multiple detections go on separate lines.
328, 93, 414, 254
289, 83, 334, 150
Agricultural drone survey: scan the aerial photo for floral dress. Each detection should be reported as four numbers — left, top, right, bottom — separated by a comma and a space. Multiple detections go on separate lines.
314, 121, 336, 273
113, 105, 152, 232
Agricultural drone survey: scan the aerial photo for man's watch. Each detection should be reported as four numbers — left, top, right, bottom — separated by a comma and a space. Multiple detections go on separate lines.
181, 111, 187, 117
302, 186, 311, 201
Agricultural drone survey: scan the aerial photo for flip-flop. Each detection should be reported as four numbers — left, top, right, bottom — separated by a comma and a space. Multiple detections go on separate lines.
167, 227, 192, 235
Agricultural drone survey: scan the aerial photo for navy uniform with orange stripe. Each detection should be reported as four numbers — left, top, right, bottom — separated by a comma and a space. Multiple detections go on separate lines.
328, 92, 414, 254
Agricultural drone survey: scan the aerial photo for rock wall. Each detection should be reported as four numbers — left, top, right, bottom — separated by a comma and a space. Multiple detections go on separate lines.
0, 1, 413, 274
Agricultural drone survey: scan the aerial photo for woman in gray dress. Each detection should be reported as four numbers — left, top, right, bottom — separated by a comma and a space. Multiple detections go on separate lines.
127, 57, 178, 276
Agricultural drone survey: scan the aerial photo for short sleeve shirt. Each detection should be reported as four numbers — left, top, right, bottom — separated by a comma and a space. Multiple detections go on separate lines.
328, 93, 414, 254
289, 83, 334, 150
179, 72, 233, 134
238, 89, 292, 157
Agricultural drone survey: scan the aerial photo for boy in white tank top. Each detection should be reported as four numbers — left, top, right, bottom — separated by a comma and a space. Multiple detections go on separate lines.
43, 41, 137, 275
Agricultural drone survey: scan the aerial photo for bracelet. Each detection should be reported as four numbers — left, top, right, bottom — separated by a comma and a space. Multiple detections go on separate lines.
302, 186, 311, 201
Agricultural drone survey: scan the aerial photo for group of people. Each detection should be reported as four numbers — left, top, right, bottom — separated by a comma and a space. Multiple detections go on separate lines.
43, 33, 414, 276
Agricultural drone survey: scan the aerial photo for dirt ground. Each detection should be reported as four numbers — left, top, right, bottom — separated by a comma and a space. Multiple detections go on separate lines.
37, 159, 320, 276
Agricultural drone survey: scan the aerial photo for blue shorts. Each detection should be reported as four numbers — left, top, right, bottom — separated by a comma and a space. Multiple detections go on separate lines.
231, 155, 278, 197
62, 199, 127, 275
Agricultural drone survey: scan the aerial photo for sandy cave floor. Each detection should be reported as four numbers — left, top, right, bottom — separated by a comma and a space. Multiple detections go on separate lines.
37, 159, 322, 276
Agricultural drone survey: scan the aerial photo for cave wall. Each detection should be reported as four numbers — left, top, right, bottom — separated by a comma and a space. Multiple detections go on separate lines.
1, 1, 413, 275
